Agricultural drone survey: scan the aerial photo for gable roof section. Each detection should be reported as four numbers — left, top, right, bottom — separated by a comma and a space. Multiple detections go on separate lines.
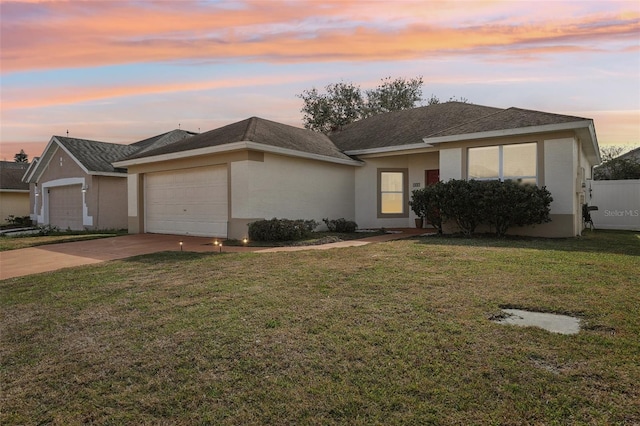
0, 161, 29, 191
25, 136, 137, 183
54, 136, 140, 174
330, 102, 503, 152
118, 117, 358, 165
425, 107, 591, 140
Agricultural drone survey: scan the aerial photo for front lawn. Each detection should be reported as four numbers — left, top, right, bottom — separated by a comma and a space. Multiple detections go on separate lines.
1, 230, 638, 424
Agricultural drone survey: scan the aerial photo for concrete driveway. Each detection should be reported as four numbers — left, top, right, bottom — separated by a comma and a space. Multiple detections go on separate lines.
0, 230, 428, 280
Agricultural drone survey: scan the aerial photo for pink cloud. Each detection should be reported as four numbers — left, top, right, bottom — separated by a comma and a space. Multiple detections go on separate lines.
1, 1, 638, 72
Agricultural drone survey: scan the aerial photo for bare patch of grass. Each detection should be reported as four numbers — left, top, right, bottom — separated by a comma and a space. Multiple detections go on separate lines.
1, 231, 638, 424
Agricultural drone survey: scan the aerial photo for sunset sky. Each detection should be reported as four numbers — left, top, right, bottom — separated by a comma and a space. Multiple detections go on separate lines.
1, 0, 639, 161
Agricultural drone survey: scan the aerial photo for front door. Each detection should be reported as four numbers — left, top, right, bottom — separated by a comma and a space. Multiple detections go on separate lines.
425, 169, 440, 185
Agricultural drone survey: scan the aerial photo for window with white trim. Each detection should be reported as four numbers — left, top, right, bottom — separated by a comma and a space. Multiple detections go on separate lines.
378, 169, 408, 217
468, 142, 537, 184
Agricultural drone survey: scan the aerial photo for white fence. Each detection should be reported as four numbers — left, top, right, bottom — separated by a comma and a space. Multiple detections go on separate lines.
588, 179, 640, 231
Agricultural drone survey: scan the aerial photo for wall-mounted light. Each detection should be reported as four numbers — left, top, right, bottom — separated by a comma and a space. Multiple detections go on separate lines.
81, 184, 89, 193
34, 190, 39, 197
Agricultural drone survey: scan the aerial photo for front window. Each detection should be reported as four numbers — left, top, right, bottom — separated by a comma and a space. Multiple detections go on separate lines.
378, 169, 408, 217
468, 142, 537, 184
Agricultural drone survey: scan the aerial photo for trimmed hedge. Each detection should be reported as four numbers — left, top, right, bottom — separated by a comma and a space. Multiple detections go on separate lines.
410, 179, 553, 237
322, 218, 358, 233
248, 218, 318, 241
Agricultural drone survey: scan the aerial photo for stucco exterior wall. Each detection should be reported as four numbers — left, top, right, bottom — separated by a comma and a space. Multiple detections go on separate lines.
354, 152, 438, 229
230, 153, 356, 237
93, 176, 128, 230
0, 191, 30, 224
439, 148, 463, 181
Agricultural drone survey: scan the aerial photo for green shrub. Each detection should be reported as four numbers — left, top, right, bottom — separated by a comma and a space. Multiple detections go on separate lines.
439, 179, 485, 236
409, 182, 445, 234
37, 224, 61, 236
322, 218, 358, 233
4, 215, 32, 227
479, 180, 553, 236
248, 218, 318, 241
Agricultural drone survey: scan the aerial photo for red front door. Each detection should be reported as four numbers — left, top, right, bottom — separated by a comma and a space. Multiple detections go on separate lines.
425, 169, 440, 185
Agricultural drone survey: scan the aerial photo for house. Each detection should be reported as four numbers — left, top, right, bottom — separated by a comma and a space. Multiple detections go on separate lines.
23, 130, 196, 230
113, 102, 600, 238
0, 161, 30, 224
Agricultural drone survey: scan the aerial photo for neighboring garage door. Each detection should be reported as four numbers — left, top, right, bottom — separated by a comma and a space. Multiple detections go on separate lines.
145, 166, 228, 237
49, 185, 83, 230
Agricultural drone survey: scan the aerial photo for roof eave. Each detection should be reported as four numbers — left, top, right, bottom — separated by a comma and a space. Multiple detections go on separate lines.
422, 120, 593, 145
344, 142, 437, 156
113, 141, 364, 168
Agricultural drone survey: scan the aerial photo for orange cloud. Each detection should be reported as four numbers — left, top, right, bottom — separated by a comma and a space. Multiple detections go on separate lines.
1, 73, 321, 111
1, 1, 638, 73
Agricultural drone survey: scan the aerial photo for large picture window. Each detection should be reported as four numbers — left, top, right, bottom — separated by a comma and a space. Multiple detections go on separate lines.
378, 169, 408, 218
468, 142, 537, 184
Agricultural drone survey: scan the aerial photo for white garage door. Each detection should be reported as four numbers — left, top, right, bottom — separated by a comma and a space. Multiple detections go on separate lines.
145, 166, 228, 237
49, 185, 83, 230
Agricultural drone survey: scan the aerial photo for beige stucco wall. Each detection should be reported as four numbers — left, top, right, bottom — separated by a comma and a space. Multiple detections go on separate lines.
93, 176, 128, 230
0, 191, 30, 224
229, 153, 356, 238
354, 152, 439, 229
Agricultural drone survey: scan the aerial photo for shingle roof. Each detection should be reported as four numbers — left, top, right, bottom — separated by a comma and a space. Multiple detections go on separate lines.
426, 107, 590, 139
123, 117, 354, 162
130, 129, 197, 154
329, 102, 503, 151
54, 136, 141, 174
0, 161, 29, 190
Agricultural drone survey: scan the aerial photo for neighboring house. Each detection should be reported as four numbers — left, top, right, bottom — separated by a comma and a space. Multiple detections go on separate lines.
113, 102, 600, 239
23, 130, 195, 230
0, 161, 30, 224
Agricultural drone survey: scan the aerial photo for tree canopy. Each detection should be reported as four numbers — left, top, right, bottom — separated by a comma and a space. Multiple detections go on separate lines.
298, 76, 425, 133
593, 145, 640, 180
14, 149, 28, 163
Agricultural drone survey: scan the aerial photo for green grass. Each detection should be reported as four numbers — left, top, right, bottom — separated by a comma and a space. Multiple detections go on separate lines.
1, 230, 638, 424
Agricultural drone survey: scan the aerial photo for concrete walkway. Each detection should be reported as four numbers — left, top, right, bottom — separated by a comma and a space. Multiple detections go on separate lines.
0, 229, 430, 280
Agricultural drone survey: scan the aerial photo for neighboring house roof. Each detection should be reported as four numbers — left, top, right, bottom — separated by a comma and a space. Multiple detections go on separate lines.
329, 102, 503, 152
119, 117, 357, 165
25, 130, 197, 183
0, 161, 29, 191
618, 146, 640, 161
54, 136, 141, 174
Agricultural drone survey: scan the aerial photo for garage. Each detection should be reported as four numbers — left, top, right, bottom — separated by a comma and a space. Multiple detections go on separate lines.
144, 165, 228, 237
48, 185, 83, 230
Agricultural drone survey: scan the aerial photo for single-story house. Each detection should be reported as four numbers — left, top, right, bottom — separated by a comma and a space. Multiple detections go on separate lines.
23, 130, 195, 230
0, 161, 30, 224
112, 102, 600, 238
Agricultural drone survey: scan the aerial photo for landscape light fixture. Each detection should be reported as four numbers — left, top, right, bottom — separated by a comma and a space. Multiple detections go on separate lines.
242, 237, 248, 244
179, 241, 183, 251
219, 242, 223, 253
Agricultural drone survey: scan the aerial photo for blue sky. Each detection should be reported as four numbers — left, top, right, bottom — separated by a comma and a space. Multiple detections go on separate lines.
1, 0, 638, 160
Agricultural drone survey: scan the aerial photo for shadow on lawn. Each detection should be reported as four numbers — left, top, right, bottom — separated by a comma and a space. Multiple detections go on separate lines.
412, 230, 640, 257
122, 251, 223, 264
